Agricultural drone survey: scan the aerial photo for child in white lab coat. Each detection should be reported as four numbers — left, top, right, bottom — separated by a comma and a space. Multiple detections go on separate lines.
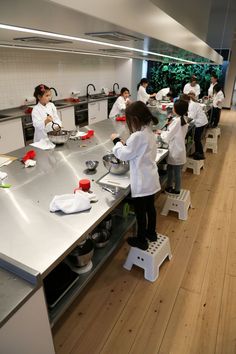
32, 84, 62, 142
210, 84, 224, 128
159, 99, 189, 195
109, 87, 131, 118
137, 78, 156, 104
111, 101, 161, 250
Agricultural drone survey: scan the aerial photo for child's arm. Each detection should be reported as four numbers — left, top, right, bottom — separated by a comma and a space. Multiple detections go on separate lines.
160, 119, 180, 144
112, 133, 141, 161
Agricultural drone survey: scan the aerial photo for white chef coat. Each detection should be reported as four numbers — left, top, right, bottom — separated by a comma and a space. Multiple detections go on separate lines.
32, 102, 62, 142
208, 82, 217, 97
188, 100, 208, 127
113, 126, 161, 198
109, 96, 129, 118
156, 87, 170, 101
160, 117, 188, 165
213, 90, 224, 109
137, 85, 150, 104
183, 83, 201, 98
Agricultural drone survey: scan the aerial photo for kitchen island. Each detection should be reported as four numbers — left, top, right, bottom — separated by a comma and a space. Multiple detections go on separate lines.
0, 118, 167, 328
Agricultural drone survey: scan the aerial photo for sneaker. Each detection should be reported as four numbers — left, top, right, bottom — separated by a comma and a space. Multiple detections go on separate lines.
165, 187, 174, 195
127, 237, 148, 250
146, 233, 157, 242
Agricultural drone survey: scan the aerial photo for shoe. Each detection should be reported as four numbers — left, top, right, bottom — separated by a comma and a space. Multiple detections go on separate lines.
193, 153, 205, 160
172, 190, 180, 195
165, 187, 174, 195
127, 237, 148, 250
146, 233, 157, 242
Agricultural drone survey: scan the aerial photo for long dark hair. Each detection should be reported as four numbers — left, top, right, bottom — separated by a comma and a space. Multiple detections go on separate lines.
125, 101, 158, 133
213, 83, 224, 94
174, 99, 188, 126
137, 78, 148, 91
33, 84, 50, 103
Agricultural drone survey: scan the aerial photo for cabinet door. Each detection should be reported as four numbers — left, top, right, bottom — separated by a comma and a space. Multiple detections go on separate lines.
97, 100, 108, 122
88, 102, 99, 125
59, 107, 75, 130
0, 118, 25, 154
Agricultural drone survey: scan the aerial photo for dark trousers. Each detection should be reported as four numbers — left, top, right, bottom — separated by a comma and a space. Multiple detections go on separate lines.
194, 125, 206, 155
211, 107, 221, 127
167, 164, 183, 191
133, 194, 156, 241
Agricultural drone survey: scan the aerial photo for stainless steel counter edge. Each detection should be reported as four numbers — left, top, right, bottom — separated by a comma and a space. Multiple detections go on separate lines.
0, 95, 118, 122
0, 253, 41, 328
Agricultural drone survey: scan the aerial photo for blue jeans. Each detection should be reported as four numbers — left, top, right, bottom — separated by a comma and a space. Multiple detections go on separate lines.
167, 164, 183, 192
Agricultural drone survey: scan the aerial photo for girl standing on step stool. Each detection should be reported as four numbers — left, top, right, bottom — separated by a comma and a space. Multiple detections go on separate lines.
158, 99, 189, 195
111, 101, 161, 251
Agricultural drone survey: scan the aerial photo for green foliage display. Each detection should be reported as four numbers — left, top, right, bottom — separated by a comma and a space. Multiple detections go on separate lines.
148, 63, 223, 97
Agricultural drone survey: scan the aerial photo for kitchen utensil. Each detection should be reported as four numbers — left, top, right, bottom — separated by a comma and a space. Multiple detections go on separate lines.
52, 121, 61, 131
102, 154, 129, 175
85, 160, 99, 171
47, 130, 71, 144
91, 229, 111, 248
102, 186, 116, 195
68, 238, 94, 267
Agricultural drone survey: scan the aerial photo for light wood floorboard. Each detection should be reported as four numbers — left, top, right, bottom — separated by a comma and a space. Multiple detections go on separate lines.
53, 110, 236, 354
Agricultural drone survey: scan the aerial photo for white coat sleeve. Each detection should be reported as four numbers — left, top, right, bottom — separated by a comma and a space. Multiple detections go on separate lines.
188, 104, 197, 121
113, 133, 143, 161
160, 119, 180, 144
183, 84, 188, 94
116, 97, 126, 111
32, 109, 46, 131
196, 85, 201, 97
51, 104, 62, 126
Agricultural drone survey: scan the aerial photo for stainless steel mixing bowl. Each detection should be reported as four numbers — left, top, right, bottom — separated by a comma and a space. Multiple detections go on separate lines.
102, 154, 129, 175
47, 130, 71, 144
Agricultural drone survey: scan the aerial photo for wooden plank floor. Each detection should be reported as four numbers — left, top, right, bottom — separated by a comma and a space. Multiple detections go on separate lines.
53, 110, 236, 354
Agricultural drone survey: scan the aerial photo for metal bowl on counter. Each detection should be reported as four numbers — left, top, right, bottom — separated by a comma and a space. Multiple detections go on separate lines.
103, 154, 129, 175
85, 160, 99, 171
47, 130, 71, 145
68, 239, 94, 267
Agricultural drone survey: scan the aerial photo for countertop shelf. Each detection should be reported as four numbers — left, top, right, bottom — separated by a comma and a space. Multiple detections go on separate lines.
47, 213, 136, 327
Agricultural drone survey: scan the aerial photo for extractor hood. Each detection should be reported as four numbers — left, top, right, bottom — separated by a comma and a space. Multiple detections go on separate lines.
0, 0, 223, 64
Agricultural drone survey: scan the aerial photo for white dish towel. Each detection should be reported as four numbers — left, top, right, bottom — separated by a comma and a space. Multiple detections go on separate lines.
50, 193, 91, 214
30, 138, 55, 150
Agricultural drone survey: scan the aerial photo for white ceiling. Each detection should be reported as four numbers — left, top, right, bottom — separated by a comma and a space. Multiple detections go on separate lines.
0, 0, 223, 64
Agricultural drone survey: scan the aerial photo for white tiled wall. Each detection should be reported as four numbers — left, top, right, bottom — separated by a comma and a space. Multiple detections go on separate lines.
0, 48, 139, 110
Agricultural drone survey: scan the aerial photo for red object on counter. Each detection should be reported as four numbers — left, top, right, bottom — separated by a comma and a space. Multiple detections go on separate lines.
74, 179, 91, 193
24, 107, 33, 114
116, 116, 126, 121
22, 150, 36, 162
64, 98, 81, 103
162, 104, 167, 111
80, 130, 95, 140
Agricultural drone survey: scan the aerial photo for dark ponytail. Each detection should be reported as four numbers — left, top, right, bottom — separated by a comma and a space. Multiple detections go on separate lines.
174, 99, 188, 126
125, 101, 158, 133
33, 84, 50, 103
137, 78, 149, 91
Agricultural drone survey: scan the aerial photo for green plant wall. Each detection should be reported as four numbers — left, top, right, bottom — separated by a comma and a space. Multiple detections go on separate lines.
147, 63, 223, 97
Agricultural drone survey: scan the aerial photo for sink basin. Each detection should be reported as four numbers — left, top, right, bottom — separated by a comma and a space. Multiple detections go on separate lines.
0, 114, 10, 118
90, 94, 107, 100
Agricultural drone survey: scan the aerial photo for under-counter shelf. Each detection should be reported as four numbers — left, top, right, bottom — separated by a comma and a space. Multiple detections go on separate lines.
47, 213, 136, 327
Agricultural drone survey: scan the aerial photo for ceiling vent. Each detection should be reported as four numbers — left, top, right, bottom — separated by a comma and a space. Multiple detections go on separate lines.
13, 36, 73, 45
85, 31, 143, 42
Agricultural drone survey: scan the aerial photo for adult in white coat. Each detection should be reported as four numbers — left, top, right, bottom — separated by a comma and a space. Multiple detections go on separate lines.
210, 84, 224, 127
137, 78, 156, 104
159, 99, 189, 195
155, 87, 171, 101
32, 84, 62, 142
109, 87, 130, 118
183, 76, 201, 99
111, 101, 160, 250
182, 93, 208, 160
208, 73, 218, 98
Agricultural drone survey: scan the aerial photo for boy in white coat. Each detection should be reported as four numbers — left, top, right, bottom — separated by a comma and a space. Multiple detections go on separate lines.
111, 101, 161, 250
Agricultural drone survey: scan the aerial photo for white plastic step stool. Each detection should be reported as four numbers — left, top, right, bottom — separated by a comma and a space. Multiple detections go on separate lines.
183, 157, 204, 175
205, 127, 221, 139
123, 234, 172, 282
204, 137, 218, 153
161, 189, 191, 220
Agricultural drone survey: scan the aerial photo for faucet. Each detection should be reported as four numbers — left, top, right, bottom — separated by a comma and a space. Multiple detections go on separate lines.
86, 84, 96, 98
113, 83, 119, 94
50, 87, 58, 102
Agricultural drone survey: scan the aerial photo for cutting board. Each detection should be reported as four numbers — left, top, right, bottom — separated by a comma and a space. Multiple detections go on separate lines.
98, 172, 130, 189
0, 155, 17, 167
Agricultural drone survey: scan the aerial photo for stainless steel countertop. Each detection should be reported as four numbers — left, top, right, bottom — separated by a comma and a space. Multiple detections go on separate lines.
0, 119, 145, 278
0, 95, 117, 122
